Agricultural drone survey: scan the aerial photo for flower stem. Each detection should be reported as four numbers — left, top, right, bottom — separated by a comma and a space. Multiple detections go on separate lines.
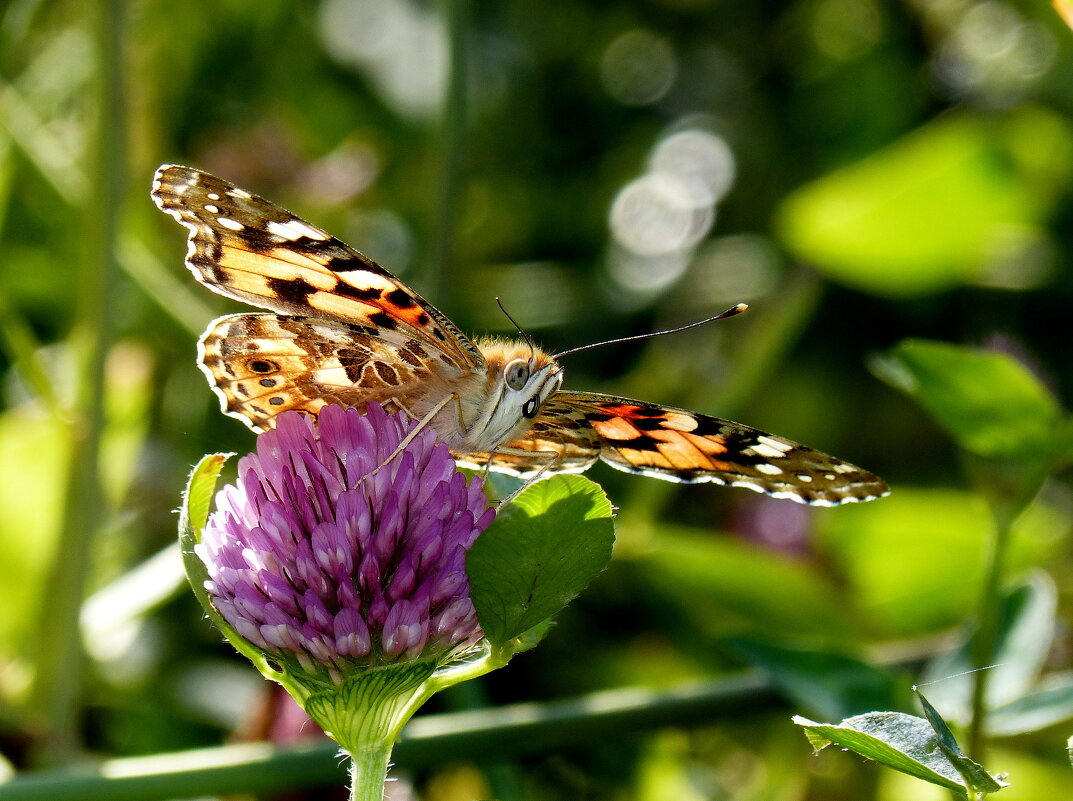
347, 742, 394, 801
967, 507, 1014, 758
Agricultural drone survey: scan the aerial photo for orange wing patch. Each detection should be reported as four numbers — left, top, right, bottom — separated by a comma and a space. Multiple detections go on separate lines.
553, 391, 889, 506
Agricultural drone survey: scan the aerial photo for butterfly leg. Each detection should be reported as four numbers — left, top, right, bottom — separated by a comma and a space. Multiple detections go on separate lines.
496, 463, 556, 506
356, 393, 457, 486
485, 445, 561, 506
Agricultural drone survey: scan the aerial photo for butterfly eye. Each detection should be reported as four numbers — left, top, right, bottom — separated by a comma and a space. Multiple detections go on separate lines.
504, 359, 530, 391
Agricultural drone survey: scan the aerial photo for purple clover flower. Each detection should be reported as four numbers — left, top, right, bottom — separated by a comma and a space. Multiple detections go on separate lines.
196, 403, 495, 680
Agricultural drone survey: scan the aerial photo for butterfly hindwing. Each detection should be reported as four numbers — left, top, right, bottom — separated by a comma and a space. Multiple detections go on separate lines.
151, 164, 483, 373
200, 312, 470, 432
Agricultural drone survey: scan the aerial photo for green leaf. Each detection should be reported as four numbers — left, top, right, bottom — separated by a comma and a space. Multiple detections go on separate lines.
988, 674, 1073, 737
0, 413, 67, 653
776, 107, 1073, 296
922, 572, 1057, 725
915, 689, 1007, 794
794, 712, 967, 792
876, 339, 1060, 463
178, 454, 234, 624
466, 475, 615, 647
177, 454, 280, 681
179, 452, 234, 540
510, 618, 554, 655
726, 638, 899, 721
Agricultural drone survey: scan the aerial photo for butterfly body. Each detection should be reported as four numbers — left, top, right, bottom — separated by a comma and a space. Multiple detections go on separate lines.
153, 164, 888, 506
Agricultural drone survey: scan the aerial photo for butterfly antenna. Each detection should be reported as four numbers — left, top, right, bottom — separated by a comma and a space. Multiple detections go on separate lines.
553, 302, 748, 360
496, 297, 535, 360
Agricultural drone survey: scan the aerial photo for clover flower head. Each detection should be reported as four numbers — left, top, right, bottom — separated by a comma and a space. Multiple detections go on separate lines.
195, 403, 495, 681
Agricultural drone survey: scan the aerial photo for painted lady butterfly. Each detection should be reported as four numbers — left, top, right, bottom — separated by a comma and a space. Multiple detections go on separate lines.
152, 165, 887, 505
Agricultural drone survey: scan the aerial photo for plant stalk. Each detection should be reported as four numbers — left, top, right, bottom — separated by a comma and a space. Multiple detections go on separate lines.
966, 508, 1015, 758
347, 743, 395, 801
29, 0, 123, 763
422, 0, 469, 307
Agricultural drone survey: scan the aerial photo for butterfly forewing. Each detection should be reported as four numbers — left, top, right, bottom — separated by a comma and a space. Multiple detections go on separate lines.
151, 164, 483, 373
485, 391, 888, 505
454, 399, 602, 477
154, 164, 888, 506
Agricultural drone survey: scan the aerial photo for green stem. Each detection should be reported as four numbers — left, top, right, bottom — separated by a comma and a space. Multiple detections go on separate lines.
29, 0, 123, 763
422, 0, 469, 306
305, 652, 507, 799
0, 292, 64, 417
347, 742, 395, 801
966, 508, 1015, 758
0, 671, 788, 800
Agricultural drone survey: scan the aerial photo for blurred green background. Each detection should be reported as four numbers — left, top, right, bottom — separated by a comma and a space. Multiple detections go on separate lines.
2, 0, 1073, 798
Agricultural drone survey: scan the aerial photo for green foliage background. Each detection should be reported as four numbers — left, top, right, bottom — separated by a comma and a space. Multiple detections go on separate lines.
2, 0, 1073, 798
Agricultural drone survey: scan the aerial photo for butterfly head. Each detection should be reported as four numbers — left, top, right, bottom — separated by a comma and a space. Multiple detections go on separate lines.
475, 340, 563, 444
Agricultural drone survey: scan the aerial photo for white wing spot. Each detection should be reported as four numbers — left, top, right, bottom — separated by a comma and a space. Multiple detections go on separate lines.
749, 442, 790, 460
228, 188, 252, 199
661, 412, 698, 432
217, 217, 244, 231
267, 219, 330, 241
757, 435, 793, 454
824, 473, 836, 481
312, 366, 352, 387
204, 204, 220, 214
796, 474, 814, 482
756, 463, 784, 475
207, 192, 221, 201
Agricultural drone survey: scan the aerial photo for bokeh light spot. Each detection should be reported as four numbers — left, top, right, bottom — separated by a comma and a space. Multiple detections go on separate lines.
600, 29, 677, 106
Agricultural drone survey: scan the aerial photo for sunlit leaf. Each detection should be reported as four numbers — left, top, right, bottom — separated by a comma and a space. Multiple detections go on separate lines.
1053, 0, 1073, 29
795, 712, 967, 792
0, 411, 67, 660
776, 108, 1073, 296
177, 454, 278, 678
636, 525, 854, 639
815, 488, 1064, 635
178, 454, 232, 610
876, 340, 1060, 461
180, 453, 234, 540
467, 475, 615, 647
916, 690, 1007, 793
989, 674, 1073, 737
921, 572, 1057, 724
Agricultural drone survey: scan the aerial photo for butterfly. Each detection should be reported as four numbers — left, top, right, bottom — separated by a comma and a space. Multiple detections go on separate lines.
151, 164, 888, 506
